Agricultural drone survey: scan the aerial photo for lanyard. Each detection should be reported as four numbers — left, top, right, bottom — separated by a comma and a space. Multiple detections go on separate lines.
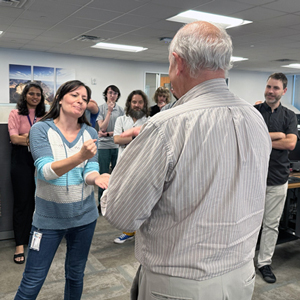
27, 115, 37, 127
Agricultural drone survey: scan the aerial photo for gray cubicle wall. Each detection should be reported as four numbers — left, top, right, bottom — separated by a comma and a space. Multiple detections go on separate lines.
0, 123, 14, 240
0, 104, 49, 240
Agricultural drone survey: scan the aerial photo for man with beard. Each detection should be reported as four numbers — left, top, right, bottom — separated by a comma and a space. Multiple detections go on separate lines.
255, 73, 298, 283
112, 89, 150, 244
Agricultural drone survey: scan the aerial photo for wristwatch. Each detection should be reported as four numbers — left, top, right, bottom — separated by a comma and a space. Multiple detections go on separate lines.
107, 132, 109, 137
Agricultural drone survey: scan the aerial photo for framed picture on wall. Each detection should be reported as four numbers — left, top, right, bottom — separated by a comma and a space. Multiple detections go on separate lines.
33, 66, 55, 104
56, 68, 75, 91
9, 64, 31, 103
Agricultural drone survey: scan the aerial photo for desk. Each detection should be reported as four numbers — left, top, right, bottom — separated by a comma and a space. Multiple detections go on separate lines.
281, 172, 300, 237
288, 172, 300, 189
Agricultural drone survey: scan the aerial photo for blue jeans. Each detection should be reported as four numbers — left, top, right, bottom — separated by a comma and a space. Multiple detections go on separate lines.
14, 220, 96, 300
98, 148, 118, 202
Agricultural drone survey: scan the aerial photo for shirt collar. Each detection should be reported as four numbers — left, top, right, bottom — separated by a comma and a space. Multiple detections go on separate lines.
173, 78, 228, 108
262, 101, 282, 113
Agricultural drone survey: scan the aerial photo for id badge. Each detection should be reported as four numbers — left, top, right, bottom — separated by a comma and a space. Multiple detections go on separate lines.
30, 231, 42, 251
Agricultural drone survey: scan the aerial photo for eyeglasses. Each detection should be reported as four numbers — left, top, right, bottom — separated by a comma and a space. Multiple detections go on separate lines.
107, 91, 118, 96
28, 92, 41, 97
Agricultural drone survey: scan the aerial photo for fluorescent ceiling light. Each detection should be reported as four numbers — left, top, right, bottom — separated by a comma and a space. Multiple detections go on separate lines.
91, 42, 147, 53
281, 63, 300, 69
231, 56, 248, 62
167, 10, 252, 29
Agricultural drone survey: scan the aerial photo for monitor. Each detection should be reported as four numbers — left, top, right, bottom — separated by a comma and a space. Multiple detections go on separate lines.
289, 139, 300, 162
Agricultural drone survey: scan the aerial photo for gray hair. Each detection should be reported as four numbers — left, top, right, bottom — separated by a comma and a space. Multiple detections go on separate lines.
169, 21, 233, 77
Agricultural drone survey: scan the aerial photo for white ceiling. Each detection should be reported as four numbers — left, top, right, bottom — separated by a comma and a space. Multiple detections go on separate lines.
1, 0, 300, 74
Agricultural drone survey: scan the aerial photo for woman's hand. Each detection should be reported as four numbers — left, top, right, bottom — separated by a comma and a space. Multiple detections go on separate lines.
158, 101, 166, 109
94, 173, 110, 189
51, 139, 98, 177
79, 139, 98, 161
10, 133, 29, 146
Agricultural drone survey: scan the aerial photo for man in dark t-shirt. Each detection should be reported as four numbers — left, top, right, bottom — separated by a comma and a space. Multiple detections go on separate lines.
255, 73, 298, 284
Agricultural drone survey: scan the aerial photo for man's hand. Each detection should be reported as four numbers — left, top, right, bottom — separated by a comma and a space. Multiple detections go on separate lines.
269, 132, 286, 141
254, 100, 263, 105
98, 130, 108, 137
94, 173, 110, 189
271, 133, 297, 151
120, 126, 142, 138
107, 101, 114, 113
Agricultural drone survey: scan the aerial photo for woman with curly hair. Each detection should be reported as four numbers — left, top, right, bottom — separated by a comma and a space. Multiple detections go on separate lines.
150, 86, 171, 116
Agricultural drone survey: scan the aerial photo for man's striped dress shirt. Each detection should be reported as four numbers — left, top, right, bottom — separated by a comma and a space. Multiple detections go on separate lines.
102, 78, 271, 281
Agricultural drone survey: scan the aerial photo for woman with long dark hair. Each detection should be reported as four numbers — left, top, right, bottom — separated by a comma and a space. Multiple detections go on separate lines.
8, 82, 46, 264
14, 80, 109, 300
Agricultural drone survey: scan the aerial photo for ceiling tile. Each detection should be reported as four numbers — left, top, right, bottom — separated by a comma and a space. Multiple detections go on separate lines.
231, 6, 286, 21
1, 0, 300, 73
262, 0, 300, 13
193, 0, 253, 15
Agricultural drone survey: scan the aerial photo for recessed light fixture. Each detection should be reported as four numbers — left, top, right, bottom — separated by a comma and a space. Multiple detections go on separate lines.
75, 35, 104, 43
0, 31, 3, 35
231, 56, 248, 62
167, 10, 252, 29
160, 37, 173, 43
91, 42, 147, 53
281, 63, 300, 69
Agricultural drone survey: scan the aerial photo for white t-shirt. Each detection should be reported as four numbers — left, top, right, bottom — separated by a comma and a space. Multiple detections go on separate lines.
114, 115, 150, 162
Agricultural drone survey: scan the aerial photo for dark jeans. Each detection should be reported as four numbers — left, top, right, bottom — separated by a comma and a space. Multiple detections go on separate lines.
98, 148, 118, 202
14, 220, 96, 300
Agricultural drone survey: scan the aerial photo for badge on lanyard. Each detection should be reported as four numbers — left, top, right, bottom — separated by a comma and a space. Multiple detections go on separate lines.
27, 115, 36, 153
30, 231, 42, 251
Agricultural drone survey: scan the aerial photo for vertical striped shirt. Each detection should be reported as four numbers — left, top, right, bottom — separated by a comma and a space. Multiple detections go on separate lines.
101, 78, 271, 281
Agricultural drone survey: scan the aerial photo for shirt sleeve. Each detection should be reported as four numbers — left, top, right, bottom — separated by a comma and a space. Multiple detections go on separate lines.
29, 122, 59, 181
286, 111, 298, 137
8, 110, 20, 136
96, 105, 104, 121
101, 121, 171, 232
113, 116, 123, 136
83, 128, 99, 179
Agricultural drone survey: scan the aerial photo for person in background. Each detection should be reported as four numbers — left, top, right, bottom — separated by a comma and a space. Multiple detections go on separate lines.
113, 90, 150, 244
96, 85, 124, 210
8, 82, 46, 264
101, 21, 271, 300
255, 73, 298, 284
14, 80, 110, 300
85, 99, 99, 128
150, 86, 171, 116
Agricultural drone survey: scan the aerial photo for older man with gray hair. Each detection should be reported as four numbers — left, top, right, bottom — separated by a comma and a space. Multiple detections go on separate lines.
101, 21, 271, 300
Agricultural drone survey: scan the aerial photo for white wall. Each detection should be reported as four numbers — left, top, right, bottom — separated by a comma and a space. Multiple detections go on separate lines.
0, 48, 169, 110
228, 70, 297, 110
1, 47, 299, 117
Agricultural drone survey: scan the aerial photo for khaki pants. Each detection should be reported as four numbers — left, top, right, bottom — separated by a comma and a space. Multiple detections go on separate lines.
257, 182, 288, 268
131, 260, 255, 300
